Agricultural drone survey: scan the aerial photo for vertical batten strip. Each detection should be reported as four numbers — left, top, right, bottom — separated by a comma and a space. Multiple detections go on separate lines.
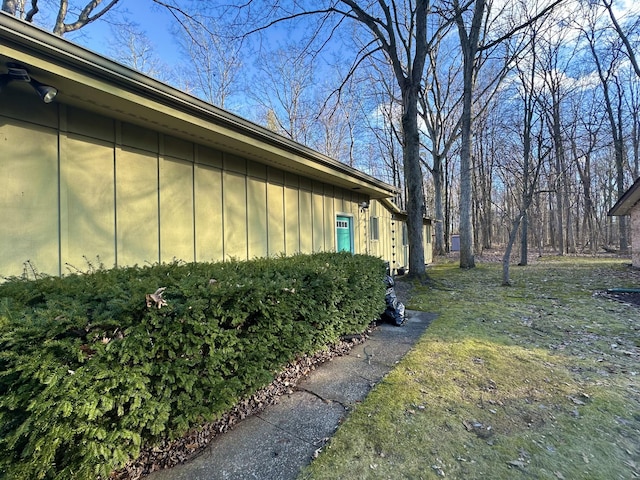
56, 103, 65, 277
192, 144, 197, 262
114, 121, 121, 268
157, 134, 163, 264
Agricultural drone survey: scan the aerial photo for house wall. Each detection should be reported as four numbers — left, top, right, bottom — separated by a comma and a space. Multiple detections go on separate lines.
423, 222, 433, 266
631, 204, 640, 268
0, 93, 373, 277
367, 200, 433, 274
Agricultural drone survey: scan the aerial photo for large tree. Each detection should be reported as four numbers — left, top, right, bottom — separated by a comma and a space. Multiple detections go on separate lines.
445, 0, 566, 268
326, 1, 441, 277
450, 0, 487, 268
230, 1, 462, 278
501, 29, 548, 284
419, 25, 463, 257
582, 2, 631, 253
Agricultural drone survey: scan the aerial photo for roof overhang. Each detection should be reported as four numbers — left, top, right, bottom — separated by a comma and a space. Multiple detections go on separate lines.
609, 177, 640, 216
0, 13, 397, 199
379, 197, 431, 224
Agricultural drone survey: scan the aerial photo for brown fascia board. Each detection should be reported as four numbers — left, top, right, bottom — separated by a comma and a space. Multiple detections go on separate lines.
609, 177, 640, 216
0, 13, 397, 199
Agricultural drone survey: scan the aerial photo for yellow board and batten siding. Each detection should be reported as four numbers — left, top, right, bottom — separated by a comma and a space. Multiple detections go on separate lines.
194, 147, 224, 262
0, 14, 430, 278
0, 119, 60, 276
366, 199, 433, 273
0, 99, 375, 277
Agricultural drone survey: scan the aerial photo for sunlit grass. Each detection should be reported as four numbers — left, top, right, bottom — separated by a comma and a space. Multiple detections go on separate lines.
299, 257, 640, 480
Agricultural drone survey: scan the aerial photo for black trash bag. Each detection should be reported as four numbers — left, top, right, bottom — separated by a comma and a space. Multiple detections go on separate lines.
383, 301, 405, 326
381, 277, 405, 326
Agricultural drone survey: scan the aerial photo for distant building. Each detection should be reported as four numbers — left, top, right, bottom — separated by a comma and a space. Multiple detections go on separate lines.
0, 13, 431, 278
609, 177, 640, 268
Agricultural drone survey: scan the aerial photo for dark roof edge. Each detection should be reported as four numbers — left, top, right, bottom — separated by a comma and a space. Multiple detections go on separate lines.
378, 198, 431, 223
609, 176, 640, 216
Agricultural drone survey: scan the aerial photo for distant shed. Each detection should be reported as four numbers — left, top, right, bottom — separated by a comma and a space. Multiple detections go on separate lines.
609, 177, 640, 268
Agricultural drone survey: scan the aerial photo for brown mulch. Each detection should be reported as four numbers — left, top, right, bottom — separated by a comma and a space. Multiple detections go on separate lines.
109, 327, 374, 480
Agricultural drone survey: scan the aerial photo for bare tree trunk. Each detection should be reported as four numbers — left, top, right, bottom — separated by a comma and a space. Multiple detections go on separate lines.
562, 154, 576, 253
519, 212, 528, 265
419, 38, 461, 258
459, 99, 476, 268
453, 0, 486, 269
548, 191, 557, 251
503, 214, 523, 285
550, 89, 566, 254
570, 113, 600, 253
1, 0, 20, 15
576, 157, 597, 253
518, 81, 535, 266
474, 119, 494, 251
402, 85, 426, 276
533, 195, 544, 256
587, 28, 629, 253
445, 157, 452, 252
503, 145, 544, 284
433, 154, 447, 255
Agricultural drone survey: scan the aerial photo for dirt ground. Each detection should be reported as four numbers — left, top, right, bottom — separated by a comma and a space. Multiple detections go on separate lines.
599, 289, 640, 308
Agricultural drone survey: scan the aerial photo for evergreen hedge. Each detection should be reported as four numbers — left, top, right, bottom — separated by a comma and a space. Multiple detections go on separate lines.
0, 252, 386, 479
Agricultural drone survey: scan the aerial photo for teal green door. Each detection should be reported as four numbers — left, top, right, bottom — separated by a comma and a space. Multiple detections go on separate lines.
336, 215, 353, 253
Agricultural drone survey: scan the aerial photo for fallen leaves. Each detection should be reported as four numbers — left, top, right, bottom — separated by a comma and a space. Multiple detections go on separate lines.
145, 287, 167, 309
462, 419, 494, 439
109, 329, 372, 479
567, 392, 591, 406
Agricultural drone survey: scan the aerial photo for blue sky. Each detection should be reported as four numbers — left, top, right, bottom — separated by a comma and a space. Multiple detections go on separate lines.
65, 0, 183, 66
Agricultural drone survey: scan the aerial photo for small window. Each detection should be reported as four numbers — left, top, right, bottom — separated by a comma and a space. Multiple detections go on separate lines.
370, 216, 379, 241
337, 220, 349, 229
402, 224, 408, 246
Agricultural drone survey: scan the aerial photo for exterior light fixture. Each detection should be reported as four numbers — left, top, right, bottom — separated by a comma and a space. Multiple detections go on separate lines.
0, 63, 57, 103
29, 78, 58, 103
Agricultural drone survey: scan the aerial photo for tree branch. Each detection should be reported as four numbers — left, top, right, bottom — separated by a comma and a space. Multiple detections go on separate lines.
54, 0, 122, 35
479, 0, 565, 52
25, 0, 38, 22
602, 0, 640, 79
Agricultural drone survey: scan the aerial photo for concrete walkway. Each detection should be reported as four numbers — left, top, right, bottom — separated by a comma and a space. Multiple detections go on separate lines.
146, 310, 434, 480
